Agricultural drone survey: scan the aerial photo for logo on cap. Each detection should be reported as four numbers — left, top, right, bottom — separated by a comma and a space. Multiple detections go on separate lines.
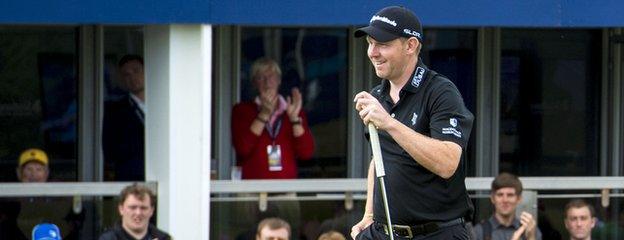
403, 29, 422, 38
370, 15, 397, 26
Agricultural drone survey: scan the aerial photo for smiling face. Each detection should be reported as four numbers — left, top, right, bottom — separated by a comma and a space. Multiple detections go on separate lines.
565, 206, 596, 240
119, 193, 154, 235
366, 36, 419, 83
491, 187, 521, 218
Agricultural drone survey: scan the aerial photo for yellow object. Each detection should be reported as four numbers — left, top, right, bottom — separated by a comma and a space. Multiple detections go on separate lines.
18, 148, 49, 168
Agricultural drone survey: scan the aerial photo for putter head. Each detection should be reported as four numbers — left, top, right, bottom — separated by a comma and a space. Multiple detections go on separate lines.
32, 223, 62, 240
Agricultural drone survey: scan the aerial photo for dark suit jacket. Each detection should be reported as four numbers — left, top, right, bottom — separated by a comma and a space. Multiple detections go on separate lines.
102, 95, 145, 181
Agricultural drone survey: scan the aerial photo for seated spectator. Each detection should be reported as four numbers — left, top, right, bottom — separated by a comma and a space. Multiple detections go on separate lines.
256, 217, 290, 240
13, 148, 84, 240
231, 57, 315, 179
16, 148, 49, 182
103, 54, 146, 181
99, 183, 171, 240
317, 230, 346, 240
564, 199, 596, 240
473, 172, 542, 240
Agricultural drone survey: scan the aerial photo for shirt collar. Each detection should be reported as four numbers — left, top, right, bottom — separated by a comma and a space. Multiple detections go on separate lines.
130, 93, 145, 113
489, 215, 521, 229
378, 58, 429, 95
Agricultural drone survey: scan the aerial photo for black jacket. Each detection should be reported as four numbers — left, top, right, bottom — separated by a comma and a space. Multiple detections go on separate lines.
102, 95, 145, 181
98, 223, 171, 240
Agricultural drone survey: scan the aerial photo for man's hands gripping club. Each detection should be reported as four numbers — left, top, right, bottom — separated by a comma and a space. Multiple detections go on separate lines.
354, 91, 396, 131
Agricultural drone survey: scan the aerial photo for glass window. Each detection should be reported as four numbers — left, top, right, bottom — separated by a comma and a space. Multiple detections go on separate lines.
0, 26, 78, 182
238, 27, 348, 178
421, 29, 478, 176
102, 26, 145, 181
500, 29, 601, 176
210, 198, 363, 239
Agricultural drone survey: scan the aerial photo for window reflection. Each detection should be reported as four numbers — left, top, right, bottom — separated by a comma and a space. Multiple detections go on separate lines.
102, 27, 144, 181
421, 29, 477, 176
0, 26, 78, 182
500, 29, 601, 176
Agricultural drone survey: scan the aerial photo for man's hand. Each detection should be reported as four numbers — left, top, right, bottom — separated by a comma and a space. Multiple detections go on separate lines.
286, 87, 302, 121
511, 211, 537, 240
353, 91, 394, 130
350, 216, 373, 240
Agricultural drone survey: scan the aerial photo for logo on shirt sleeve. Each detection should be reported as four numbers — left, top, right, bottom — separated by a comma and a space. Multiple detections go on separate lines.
411, 113, 418, 126
442, 117, 462, 138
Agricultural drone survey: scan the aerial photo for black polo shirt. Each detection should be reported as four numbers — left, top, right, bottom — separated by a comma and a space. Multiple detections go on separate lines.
368, 60, 474, 225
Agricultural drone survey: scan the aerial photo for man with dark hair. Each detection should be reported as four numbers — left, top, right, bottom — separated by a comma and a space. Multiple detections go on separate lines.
473, 173, 542, 240
103, 54, 146, 181
99, 183, 170, 240
256, 217, 290, 240
350, 5, 474, 240
564, 199, 596, 240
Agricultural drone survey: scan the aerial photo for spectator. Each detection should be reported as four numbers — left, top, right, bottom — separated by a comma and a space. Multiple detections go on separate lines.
231, 57, 315, 179
16, 148, 49, 182
564, 199, 596, 240
99, 183, 171, 240
13, 148, 84, 240
256, 217, 290, 240
103, 54, 146, 181
473, 172, 542, 240
32, 223, 61, 240
317, 230, 346, 240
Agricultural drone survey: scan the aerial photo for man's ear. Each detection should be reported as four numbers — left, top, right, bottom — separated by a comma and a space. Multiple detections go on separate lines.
15, 167, 21, 181
118, 204, 124, 215
406, 37, 420, 54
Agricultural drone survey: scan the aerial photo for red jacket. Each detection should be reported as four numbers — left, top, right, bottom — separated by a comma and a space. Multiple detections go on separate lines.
231, 102, 315, 179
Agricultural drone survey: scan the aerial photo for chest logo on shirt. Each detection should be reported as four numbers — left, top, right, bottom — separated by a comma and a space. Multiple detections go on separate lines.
411, 67, 426, 88
411, 113, 418, 126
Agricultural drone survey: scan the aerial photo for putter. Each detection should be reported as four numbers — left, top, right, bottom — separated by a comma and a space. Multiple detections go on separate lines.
368, 123, 395, 240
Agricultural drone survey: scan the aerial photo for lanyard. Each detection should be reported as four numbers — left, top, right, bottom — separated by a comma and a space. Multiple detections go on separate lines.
265, 117, 283, 144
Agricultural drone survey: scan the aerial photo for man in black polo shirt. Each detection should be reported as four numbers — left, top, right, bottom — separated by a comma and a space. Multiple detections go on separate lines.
350, 5, 474, 240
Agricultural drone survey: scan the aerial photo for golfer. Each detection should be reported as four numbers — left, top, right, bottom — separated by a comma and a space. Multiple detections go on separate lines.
351, 5, 475, 240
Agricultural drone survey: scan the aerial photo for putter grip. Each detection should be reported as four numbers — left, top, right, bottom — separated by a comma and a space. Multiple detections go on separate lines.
368, 123, 386, 177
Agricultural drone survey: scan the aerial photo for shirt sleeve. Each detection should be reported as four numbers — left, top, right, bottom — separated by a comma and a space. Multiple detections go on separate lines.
427, 79, 474, 149
231, 103, 262, 161
292, 110, 315, 161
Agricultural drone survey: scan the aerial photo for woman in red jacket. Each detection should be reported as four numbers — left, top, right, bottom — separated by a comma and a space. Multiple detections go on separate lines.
231, 57, 315, 179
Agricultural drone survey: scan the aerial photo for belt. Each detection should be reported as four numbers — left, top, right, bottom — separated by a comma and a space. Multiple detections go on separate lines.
376, 218, 464, 238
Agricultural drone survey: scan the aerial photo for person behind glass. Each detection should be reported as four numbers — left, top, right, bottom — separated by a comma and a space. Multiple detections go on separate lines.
564, 199, 596, 240
13, 148, 85, 240
317, 230, 346, 240
16, 148, 50, 183
350, 5, 474, 240
99, 183, 171, 240
231, 57, 315, 179
256, 217, 291, 240
0, 148, 48, 240
103, 54, 146, 181
473, 173, 542, 240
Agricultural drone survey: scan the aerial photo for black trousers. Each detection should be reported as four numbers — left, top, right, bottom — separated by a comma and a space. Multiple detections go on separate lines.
355, 222, 471, 240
